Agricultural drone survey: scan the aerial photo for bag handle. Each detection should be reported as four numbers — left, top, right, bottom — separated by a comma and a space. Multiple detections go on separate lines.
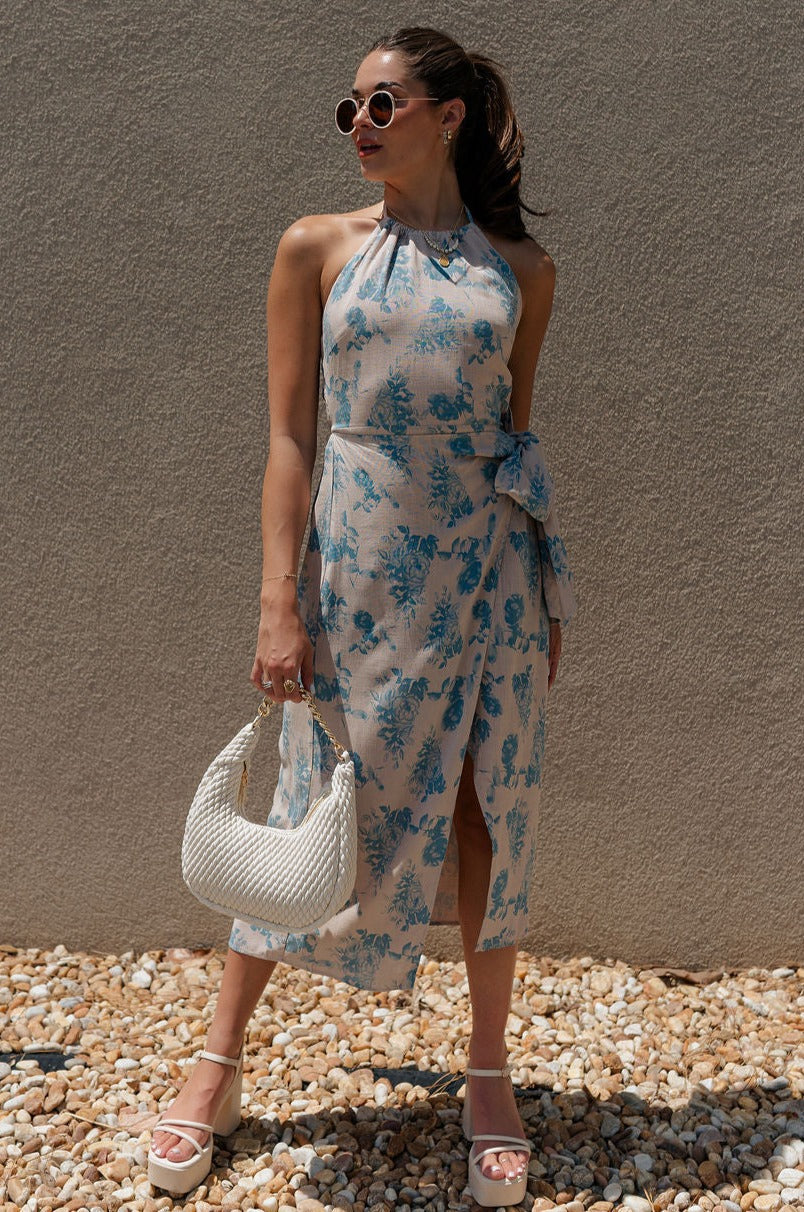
255, 684, 350, 764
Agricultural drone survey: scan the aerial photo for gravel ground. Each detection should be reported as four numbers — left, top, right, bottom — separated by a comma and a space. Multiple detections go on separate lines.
0, 946, 802, 1212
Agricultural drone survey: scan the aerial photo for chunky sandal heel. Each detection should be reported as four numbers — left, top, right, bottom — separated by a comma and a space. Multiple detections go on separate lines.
211, 1052, 243, 1137
147, 1048, 243, 1196
463, 1063, 531, 1208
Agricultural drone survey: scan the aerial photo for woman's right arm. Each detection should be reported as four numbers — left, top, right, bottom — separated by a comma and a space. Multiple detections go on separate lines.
250, 218, 328, 703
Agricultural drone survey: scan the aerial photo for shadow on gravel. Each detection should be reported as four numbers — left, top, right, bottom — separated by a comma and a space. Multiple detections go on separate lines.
197, 1067, 804, 1212
3, 1052, 801, 1210
0, 1049, 70, 1073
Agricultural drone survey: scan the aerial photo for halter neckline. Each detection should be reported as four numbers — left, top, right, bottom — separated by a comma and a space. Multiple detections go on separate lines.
380, 200, 473, 236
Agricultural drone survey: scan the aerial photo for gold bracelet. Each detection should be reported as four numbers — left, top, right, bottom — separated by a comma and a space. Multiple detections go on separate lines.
263, 572, 298, 581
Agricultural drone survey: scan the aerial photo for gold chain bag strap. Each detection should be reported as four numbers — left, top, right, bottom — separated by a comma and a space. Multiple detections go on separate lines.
182, 686, 357, 934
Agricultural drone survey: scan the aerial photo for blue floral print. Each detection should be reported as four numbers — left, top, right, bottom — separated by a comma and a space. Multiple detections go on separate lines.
228, 207, 576, 991
469, 319, 501, 364
375, 527, 438, 621
345, 305, 392, 351
372, 670, 430, 766
411, 296, 466, 354
423, 589, 464, 667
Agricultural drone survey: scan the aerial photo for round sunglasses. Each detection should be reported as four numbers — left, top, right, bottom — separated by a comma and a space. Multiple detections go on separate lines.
334, 89, 439, 134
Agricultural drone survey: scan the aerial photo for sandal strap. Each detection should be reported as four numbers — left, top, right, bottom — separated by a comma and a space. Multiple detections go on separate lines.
150, 1125, 209, 1155
198, 1049, 241, 1068
466, 1064, 512, 1077
471, 1134, 531, 1148
471, 1141, 532, 1164
156, 1117, 215, 1133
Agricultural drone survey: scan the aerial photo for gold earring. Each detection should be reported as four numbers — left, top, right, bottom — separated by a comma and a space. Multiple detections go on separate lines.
443, 129, 454, 144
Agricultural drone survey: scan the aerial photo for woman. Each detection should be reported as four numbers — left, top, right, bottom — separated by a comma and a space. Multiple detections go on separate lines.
149, 26, 576, 1207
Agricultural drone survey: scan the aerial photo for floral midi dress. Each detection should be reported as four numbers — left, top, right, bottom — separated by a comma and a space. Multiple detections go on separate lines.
228, 205, 577, 991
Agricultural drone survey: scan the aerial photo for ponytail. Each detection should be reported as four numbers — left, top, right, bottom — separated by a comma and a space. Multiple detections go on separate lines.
368, 28, 544, 241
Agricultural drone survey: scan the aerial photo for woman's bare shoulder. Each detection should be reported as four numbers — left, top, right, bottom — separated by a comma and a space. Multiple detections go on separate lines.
277, 207, 381, 257
488, 231, 555, 297
271, 207, 384, 300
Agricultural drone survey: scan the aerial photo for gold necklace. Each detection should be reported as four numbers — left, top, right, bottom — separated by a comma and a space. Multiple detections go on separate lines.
385, 201, 466, 267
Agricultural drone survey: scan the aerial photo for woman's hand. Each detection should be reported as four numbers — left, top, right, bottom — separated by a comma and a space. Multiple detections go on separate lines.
548, 621, 562, 691
251, 601, 314, 704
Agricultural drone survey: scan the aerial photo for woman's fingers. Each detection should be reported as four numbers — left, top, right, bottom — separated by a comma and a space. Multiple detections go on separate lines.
253, 616, 314, 702
252, 661, 306, 701
251, 659, 270, 694
263, 670, 293, 700
250, 655, 279, 698
547, 621, 562, 690
280, 674, 303, 702
300, 637, 314, 692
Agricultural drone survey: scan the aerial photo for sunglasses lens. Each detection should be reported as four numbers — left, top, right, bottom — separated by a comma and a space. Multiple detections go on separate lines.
335, 98, 357, 133
368, 91, 394, 127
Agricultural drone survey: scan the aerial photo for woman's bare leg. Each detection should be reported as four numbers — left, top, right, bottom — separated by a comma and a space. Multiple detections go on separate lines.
151, 949, 278, 1161
454, 752, 529, 1183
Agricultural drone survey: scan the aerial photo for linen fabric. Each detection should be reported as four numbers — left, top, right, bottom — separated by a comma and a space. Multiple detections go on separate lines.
229, 206, 577, 990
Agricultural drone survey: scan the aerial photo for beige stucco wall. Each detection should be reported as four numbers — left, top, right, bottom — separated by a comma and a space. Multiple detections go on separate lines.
2, 1, 801, 969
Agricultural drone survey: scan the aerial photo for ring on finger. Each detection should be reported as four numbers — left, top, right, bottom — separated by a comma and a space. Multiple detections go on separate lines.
283, 677, 298, 694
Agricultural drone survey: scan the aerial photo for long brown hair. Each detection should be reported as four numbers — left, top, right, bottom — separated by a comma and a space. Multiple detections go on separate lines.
368, 26, 542, 241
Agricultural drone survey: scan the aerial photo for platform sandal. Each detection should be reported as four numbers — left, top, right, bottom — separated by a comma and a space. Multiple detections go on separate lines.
147, 1048, 243, 1195
462, 1062, 532, 1207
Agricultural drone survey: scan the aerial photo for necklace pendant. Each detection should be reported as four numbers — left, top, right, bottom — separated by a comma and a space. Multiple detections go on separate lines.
439, 252, 451, 267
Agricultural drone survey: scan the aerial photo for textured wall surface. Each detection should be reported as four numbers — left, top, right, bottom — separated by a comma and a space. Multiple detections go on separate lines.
2, 1, 802, 967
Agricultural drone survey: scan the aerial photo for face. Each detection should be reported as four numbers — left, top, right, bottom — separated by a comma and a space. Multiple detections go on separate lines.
344, 49, 454, 182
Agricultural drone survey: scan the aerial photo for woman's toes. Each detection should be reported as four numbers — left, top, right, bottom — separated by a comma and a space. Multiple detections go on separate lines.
151, 1134, 168, 1157
151, 1132, 193, 1163
483, 1149, 526, 1181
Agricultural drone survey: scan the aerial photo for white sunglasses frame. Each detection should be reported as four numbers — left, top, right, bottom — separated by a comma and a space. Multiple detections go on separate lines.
334, 89, 440, 134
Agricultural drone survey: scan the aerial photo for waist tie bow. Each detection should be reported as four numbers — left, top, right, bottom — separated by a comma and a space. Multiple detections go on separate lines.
492, 429, 555, 521
448, 428, 577, 627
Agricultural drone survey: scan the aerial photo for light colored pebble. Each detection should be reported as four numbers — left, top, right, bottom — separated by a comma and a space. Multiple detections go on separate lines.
775, 1146, 804, 1167
754, 1196, 782, 1212
289, 1144, 317, 1167
0, 947, 799, 1212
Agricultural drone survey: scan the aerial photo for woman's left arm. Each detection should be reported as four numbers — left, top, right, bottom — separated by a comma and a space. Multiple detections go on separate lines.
506, 238, 555, 432
504, 238, 562, 689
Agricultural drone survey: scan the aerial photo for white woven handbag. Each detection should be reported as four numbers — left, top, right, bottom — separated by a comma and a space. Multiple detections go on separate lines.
182, 687, 357, 934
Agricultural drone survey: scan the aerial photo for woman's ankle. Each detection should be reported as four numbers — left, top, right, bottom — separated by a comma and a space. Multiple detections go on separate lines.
203, 1030, 244, 1058
467, 1038, 507, 1070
